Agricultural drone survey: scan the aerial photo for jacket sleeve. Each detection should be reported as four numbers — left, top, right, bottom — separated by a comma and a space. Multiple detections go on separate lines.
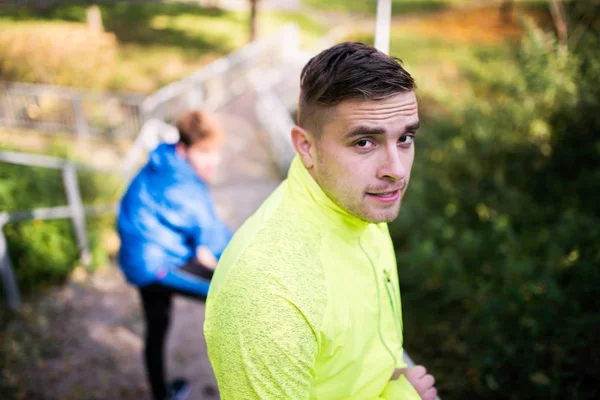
205, 282, 319, 399
164, 182, 232, 259
197, 215, 231, 260
158, 268, 211, 298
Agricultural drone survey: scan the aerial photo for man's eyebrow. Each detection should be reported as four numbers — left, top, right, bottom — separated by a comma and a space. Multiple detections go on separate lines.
404, 122, 420, 133
344, 122, 420, 140
343, 126, 386, 140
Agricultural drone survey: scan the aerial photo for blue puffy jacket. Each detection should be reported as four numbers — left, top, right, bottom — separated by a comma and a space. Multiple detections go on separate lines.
117, 143, 231, 296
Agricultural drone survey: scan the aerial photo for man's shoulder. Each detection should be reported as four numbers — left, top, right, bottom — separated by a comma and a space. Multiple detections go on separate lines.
243, 204, 324, 265
206, 197, 328, 343
212, 200, 326, 297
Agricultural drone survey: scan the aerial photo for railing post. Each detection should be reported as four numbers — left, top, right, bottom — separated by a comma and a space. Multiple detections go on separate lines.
62, 164, 92, 268
4, 88, 18, 128
375, 0, 392, 55
0, 216, 21, 311
72, 94, 90, 137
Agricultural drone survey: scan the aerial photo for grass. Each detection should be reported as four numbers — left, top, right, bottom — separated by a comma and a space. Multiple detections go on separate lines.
302, 0, 553, 15
302, 0, 458, 15
0, 3, 327, 93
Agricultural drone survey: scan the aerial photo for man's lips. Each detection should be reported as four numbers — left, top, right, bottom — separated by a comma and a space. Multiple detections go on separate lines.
367, 190, 400, 195
366, 190, 401, 203
366, 185, 404, 196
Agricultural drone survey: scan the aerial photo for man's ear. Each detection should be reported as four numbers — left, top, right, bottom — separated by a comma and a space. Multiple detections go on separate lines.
291, 126, 315, 169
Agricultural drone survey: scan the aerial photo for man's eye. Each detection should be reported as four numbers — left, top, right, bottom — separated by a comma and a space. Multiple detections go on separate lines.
399, 135, 415, 145
356, 139, 374, 149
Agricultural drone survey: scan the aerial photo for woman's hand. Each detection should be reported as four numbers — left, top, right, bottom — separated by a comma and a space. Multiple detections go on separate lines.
196, 245, 217, 270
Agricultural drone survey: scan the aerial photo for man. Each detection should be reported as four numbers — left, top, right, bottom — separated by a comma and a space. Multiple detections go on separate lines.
204, 42, 437, 399
118, 110, 231, 400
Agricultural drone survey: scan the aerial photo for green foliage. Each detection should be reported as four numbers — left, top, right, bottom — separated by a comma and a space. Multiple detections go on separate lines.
390, 21, 600, 399
0, 145, 121, 295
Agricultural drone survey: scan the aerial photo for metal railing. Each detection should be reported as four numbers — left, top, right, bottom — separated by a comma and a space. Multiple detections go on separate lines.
0, 151, 118, 310
0, 81, 145, 139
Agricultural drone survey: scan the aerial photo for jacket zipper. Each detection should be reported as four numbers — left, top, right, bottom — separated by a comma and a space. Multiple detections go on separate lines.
383, 269, 404, 352
359, 237, 398, 367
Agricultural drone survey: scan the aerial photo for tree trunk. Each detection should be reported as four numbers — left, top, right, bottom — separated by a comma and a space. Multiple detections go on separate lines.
249, 0, 258, 42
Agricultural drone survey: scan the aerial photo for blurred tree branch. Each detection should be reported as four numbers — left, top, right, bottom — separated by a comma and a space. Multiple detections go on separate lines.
549, 0, 567, 46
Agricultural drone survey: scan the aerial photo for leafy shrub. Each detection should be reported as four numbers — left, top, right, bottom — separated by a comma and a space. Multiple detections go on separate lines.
390, 21, 600, 400
0, 22, 118, 88
0, 144, 121, 295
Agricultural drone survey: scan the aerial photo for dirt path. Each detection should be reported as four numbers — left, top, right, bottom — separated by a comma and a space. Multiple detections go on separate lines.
1, 91, 283, 400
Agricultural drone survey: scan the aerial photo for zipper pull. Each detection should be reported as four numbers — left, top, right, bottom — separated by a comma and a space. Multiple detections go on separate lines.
383, 269, 391, 282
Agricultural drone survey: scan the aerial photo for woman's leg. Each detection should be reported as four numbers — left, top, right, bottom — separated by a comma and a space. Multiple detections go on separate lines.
139, 285, 173, 400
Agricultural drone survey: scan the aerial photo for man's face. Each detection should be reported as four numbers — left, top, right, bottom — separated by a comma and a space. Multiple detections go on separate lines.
177, 141, 222, 183
308, 91, 419, 223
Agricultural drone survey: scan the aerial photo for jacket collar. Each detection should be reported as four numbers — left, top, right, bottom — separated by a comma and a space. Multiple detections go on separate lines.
286, 156, 370, 234
149, 143, 206, 186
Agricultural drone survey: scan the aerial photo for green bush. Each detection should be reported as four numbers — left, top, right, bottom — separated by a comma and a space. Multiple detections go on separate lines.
391, 21, 600, 399
0, 144, 121, 295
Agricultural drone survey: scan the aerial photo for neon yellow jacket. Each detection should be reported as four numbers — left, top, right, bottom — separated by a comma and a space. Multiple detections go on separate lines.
204, 156, 421, 399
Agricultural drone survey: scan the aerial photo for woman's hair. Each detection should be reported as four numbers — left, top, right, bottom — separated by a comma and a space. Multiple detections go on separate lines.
176, 110, 224, 148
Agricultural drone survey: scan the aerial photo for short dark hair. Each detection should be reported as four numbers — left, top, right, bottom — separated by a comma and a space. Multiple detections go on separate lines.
298, 42, 416, 135
176, 110, 224, 148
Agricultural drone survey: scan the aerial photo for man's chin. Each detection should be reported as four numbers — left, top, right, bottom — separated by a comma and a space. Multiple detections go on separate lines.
372, 214, 400, 224
359, 205, 401, 224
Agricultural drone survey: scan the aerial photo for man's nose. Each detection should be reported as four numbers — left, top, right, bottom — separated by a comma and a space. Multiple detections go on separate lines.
377, 147, 406, 182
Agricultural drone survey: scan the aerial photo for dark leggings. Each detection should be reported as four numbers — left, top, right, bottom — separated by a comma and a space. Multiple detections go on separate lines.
139, 260, 214, 400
